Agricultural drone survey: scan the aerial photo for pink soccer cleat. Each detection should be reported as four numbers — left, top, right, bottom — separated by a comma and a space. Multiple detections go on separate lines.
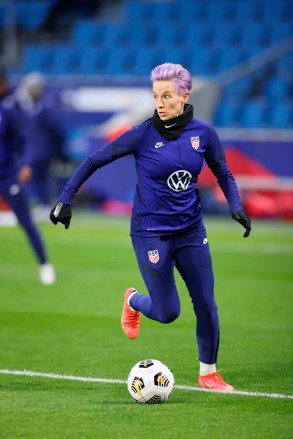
121, 288, 140, 339
198, 372, 235, 392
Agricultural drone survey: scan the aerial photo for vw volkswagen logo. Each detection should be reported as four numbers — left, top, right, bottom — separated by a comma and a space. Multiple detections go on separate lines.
167, 170, 192, 192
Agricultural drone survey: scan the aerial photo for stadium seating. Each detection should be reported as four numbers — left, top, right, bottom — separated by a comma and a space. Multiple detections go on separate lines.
214, 102, 242, 128
49, 45, 83, 75
223, 77, 254, 102
0, 0, 292, 128
15, 1, 52, 30
240, 100, 268, 128
72, 21, 109, 48
21, 44, 55, 73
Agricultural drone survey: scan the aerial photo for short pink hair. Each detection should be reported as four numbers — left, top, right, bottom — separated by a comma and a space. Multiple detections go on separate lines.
150, 63, 192, 95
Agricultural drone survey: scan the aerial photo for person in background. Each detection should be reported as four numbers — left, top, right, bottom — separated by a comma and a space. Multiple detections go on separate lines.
0, 71, 56, 284
13, 71, 66, 222
50, 63, 251, 390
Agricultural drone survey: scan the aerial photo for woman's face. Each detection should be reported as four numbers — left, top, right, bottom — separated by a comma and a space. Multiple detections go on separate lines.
153, 80, 189, 121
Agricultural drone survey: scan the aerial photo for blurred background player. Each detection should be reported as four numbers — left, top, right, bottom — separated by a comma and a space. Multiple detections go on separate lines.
0, 71, 56, 285
12, 71, 66, 222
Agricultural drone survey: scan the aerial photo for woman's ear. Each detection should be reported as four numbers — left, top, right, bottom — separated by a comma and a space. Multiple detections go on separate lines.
183, 92, 190, 103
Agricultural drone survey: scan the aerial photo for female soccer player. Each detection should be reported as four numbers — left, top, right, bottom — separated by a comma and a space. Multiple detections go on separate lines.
0, 99, 56, 285
50, 63, 251, 391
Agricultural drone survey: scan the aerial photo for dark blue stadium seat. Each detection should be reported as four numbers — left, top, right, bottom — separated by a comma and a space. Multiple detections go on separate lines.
189, 49, 219, 76
106, 48, 140, 75
25, 2, 52, 30
134, 48, 167, 75
79, 49, 110, 75
156, 24, 187, 49
223, 77, 253, 101
276, 52, 293, 81
132, 25, 160, 48
105, 24, 134, 49
162, 47, 194, 72
212, 22, 242, 46
265, 77, 290, 101
15, 2, 28, 27
218, 47, 248, 71
125, 1, 154, 24
15, 1, 51, 30
185, 23, 213, 46
49, 46, 83, 75
214, 102, 242, 127
262, 1, 291, 21
234, 1, 263, 21
178, 1, 207, 21
207, 1, 234, 21
72, 21, 109, 48
150, 2, 179, 26
270, 21, 293, 44
21, 44, 54, 73
241, 21, 270, 48
269, 103, 292, 129
241, 100, 268, 128
242, 40, 268, 56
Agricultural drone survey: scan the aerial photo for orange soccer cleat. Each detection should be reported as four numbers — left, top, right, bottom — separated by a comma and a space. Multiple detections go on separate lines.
121, 288, 140, 339
198, 372, 235, 392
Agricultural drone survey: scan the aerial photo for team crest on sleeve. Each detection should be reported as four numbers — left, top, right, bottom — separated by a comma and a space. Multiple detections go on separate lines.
148, 250, 159, 264
190, 136, 200, 150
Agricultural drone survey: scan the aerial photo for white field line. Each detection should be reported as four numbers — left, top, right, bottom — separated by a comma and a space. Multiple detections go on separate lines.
0, 369, 292, 400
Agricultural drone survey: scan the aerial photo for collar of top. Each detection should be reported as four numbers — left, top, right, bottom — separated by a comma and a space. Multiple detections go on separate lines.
152, 104, 194, 140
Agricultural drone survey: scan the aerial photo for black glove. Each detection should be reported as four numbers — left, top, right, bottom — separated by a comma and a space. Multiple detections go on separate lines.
232, 211, 251, 238
50, 202, 72, 229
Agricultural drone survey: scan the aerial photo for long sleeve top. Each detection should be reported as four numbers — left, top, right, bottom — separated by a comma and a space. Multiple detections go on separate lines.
58, 117, 243, 236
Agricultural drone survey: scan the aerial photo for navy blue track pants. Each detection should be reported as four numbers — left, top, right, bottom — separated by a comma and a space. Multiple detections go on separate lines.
0, 175, 47, 264
28, 162, 50, 205
131, 225, 219, 364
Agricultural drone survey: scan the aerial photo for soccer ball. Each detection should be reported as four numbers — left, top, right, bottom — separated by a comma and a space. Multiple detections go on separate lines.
127, 359, 175, 404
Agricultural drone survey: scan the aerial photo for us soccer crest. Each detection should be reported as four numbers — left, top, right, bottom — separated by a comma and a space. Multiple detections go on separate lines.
148, 250, 159, 264
190, 136, 200, 150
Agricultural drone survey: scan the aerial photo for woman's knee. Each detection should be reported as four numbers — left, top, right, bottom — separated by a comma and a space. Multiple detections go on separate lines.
156, 308, 180, 324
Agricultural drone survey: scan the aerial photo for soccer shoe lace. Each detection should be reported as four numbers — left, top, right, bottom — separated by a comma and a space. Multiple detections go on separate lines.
121, 288, 140, 339
198, 371, 234, 392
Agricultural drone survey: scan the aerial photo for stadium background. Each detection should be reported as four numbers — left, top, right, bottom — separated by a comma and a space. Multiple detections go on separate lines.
0, 0, 292, 220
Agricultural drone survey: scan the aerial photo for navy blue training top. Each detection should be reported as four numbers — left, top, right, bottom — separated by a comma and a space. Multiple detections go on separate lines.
0, 103, 27, 179
58, 117, 243, 236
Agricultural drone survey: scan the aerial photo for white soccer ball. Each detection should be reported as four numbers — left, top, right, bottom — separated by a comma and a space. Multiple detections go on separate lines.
127, 359, 175, 404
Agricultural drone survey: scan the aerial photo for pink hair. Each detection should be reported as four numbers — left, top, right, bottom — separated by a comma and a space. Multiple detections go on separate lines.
150, 63, 192, 95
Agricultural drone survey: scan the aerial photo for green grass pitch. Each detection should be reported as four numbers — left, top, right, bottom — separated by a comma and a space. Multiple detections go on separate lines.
0, 213, 292, 439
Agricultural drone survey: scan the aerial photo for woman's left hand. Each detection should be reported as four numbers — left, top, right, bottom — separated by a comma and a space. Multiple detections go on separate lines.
232, 211, 251, 238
